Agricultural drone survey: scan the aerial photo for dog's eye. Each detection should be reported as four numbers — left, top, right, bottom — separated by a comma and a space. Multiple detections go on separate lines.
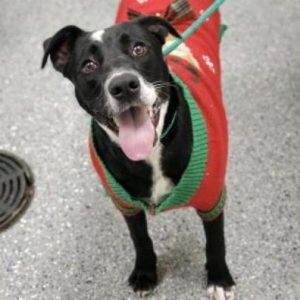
82, 60, 99, 74
132, 44, 147, 57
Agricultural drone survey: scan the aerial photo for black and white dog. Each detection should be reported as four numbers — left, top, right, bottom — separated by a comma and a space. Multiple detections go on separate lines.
42, 12, 235, 300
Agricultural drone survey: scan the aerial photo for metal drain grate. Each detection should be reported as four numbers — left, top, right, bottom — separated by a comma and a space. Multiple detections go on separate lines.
0, 151, 34, 232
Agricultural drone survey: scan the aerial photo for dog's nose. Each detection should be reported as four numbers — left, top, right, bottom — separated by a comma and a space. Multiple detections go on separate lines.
108, 74, 140, 101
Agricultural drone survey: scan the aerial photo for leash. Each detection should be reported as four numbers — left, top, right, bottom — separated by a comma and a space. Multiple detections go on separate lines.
160, 111, 177, 140
163, 0, 226, 56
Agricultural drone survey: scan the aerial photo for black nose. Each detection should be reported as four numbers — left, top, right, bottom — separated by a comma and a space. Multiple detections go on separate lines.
108, 73, 140, 101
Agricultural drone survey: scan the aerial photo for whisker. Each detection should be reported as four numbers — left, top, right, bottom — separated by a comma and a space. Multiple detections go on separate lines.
152, 81, 177, 89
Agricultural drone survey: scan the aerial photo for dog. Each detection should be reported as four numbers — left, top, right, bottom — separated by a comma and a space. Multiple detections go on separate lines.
42, 0, 235, 298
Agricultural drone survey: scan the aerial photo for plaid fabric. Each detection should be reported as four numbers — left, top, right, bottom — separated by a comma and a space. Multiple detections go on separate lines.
166, 0, 194, 21
128, 0, 195, 23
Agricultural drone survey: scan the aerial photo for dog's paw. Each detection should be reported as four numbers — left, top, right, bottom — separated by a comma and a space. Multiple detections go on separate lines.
128, 269, 158, 298
207, 285, 235, 300
135, 289, 152, 299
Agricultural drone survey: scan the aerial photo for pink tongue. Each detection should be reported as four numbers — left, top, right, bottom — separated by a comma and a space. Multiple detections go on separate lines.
116, 107, 155, 161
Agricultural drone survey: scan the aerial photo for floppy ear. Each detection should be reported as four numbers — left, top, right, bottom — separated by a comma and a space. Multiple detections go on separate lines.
137, 16, 181, 44
41, 25, 83, 75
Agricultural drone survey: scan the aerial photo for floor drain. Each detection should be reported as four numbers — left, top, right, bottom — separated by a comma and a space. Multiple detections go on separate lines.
0, 151, 34, 232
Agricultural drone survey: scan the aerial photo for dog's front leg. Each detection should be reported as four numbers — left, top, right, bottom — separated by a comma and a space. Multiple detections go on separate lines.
197, 211, 235, 300
124, 211, 158, 297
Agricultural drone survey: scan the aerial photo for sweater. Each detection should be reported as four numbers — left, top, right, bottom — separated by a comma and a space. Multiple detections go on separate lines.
89, 0, 228, 221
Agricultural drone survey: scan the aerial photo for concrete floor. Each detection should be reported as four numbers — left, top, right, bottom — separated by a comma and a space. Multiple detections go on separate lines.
0, 0, 299, 299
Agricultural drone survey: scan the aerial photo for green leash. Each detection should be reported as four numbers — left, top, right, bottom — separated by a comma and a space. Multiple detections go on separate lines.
163, 0, 226, 56
160, 111, 178, 140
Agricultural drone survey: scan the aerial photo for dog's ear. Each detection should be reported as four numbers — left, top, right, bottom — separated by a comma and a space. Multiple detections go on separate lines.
137, 16, 181, 44
41, 25, 83, 75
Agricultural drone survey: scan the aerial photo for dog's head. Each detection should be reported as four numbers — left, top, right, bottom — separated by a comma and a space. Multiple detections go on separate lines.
42, 17, 180, 161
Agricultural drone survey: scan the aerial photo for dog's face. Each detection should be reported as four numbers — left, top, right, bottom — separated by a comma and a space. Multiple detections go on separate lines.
42, 17, 180, 161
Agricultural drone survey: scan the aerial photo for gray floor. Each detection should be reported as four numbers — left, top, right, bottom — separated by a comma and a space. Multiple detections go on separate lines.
0, 0, 299, 299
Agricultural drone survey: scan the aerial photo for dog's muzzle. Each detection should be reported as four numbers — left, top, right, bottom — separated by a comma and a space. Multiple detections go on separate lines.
103, 71, 161, 161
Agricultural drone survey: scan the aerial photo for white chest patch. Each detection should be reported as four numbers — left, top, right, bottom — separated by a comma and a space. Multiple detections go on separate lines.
146, 144, 173, 204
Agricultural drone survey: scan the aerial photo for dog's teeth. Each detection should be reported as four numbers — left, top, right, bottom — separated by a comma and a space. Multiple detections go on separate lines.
113, 117, 119, 127
148, 107, 154, 119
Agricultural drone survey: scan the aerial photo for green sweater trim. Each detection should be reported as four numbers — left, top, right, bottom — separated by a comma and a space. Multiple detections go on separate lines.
219, 24, 228, 42
155, 74, 208, 214
92, 73, 208, 215
198, 187, 226, 220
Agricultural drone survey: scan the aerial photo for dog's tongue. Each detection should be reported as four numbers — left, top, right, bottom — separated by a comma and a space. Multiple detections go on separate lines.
116, 106, 155, 161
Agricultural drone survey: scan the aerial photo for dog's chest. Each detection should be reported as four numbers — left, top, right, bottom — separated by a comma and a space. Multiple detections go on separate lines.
146, 144, 173, 204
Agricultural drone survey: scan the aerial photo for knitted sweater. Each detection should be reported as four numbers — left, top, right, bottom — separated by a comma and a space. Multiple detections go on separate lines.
89, 0, 228, 221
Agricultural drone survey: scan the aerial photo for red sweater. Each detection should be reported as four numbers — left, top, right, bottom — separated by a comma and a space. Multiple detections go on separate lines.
89, 0, 228, 221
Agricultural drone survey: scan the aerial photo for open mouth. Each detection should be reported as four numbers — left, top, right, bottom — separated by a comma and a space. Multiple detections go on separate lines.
113, 103, 161, 161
